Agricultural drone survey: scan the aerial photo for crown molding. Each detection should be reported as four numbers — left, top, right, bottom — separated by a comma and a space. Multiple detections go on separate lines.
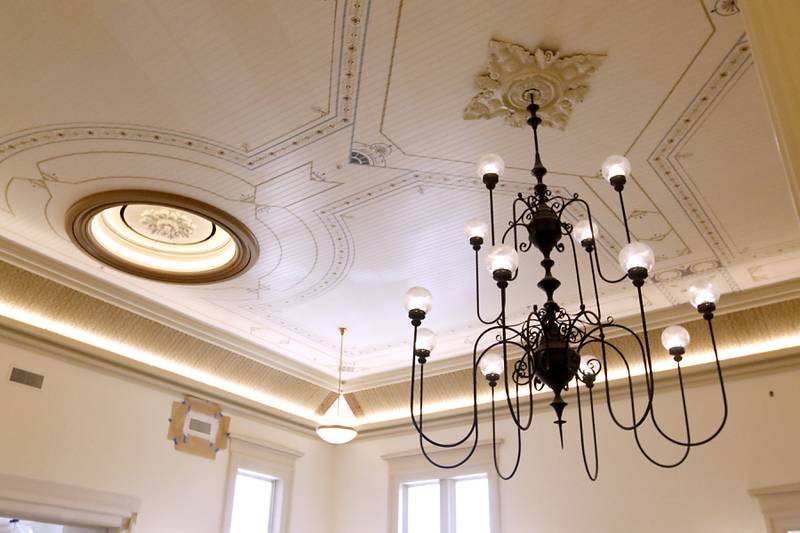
0, 234, 339, 391
343, 278, 800, 392
0, 315, 320, 437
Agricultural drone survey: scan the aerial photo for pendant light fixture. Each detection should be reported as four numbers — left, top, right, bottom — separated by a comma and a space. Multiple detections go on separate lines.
316, 327, 358, 445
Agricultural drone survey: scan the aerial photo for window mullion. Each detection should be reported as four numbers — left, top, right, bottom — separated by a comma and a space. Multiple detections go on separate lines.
441, 478, 456, 533
402, 484, 409, 533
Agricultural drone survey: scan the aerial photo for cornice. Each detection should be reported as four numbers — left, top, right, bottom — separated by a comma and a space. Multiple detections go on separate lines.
0, 316, 320, 437
0, 234, 340, 391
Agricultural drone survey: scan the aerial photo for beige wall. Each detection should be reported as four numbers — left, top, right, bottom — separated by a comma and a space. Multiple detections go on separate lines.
2, 327, 798, 533
0, 336, 335, 533
331, 365, 800, 533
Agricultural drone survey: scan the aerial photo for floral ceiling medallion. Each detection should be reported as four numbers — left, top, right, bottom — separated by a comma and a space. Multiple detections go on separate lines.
463, 40, 606, 130
140, 207, 196, 241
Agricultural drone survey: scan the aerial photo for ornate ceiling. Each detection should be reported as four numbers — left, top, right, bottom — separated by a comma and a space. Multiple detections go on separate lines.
0, 0, 798, 391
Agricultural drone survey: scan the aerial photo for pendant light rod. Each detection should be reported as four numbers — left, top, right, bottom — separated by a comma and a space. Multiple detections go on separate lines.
336, 327, 346, 417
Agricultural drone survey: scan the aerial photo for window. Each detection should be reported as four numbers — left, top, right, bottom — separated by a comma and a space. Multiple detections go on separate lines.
229, 469, 276, 533
223, 436, 301, 533
399, 474, 492, 533
386, 443, 500, 533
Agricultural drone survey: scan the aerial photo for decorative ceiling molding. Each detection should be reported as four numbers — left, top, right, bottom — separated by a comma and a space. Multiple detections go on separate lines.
463, 40, 605, 130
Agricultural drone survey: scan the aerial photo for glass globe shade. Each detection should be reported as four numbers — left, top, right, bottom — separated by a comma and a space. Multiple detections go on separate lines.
315, 424, 358, 444
464, 218, 489, 240
416, 328, 437, 352
618, 241, 655, 273
601, 154, 631, 181
485, 244, 519, 274
476, 153, 505, 177
688, 279, 720, 308
661, 325, 691, 351
404, 286, 432, 313
572, 219, 596, 243
479, 350, 505, 377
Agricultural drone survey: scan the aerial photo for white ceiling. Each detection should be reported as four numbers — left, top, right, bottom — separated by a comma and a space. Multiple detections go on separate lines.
0, 0, 797, 385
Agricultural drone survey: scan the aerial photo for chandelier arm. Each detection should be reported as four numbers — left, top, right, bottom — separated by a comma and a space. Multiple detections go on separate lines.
557, 193, 630, 284
580, 334, 652, 430
416, 360, 481, 469
474, 248, 502, 325
561, 196, 627, 284
516, 372, 534, 431
585, 253, 655, 427
498, 287, 526, 429
489, 188, 497, 246
511, 194, 520, 252
585, 251, 652, 429
646, 317, 729, 447
567, 231, 586, 309
490, 385, 523, 480
418, 427, 480, 470
634, 285, 658, 395
616, 189, 633, 244
631, 411, 692, 469
409, 327, 478, 448
630, 366, 692, 469
575, 377, 599, 481
477, 335, 529, 429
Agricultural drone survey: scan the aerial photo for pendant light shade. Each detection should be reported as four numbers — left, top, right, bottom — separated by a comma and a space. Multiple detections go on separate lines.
316, 424, 358, 445
316, 328, 358, 444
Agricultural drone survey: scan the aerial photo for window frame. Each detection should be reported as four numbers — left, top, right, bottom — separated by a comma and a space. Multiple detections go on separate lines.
750, 483, 800, 533
222, 435, 302, 533
385, 442, 501, 533
0, 473, 139, 532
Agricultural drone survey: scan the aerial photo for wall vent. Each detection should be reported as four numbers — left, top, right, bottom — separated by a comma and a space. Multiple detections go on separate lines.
9, 367, 45, 389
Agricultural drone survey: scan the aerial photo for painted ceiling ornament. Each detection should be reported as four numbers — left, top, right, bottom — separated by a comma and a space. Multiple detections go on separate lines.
711, 0, 739, 16
463, 40, 606, 130
140, 207, 196, 241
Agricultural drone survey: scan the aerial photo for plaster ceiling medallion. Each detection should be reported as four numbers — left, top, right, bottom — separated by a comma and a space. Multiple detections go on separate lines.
66, 191, 258, 284
463, 40, 605, 130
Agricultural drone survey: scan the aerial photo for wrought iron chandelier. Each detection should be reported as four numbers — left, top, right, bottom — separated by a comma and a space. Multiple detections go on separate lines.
403, 96, 727, 480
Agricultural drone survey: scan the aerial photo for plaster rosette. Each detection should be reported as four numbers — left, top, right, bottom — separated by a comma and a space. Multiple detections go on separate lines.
464, 40, 605, 129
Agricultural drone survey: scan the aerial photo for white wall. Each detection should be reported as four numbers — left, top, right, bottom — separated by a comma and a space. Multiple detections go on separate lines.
0, 337, 335, 533
331, 365, 800, 533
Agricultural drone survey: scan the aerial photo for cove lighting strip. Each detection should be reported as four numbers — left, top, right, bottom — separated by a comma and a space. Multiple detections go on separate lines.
0, 301, 322, 424
2, 298, 799, 430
